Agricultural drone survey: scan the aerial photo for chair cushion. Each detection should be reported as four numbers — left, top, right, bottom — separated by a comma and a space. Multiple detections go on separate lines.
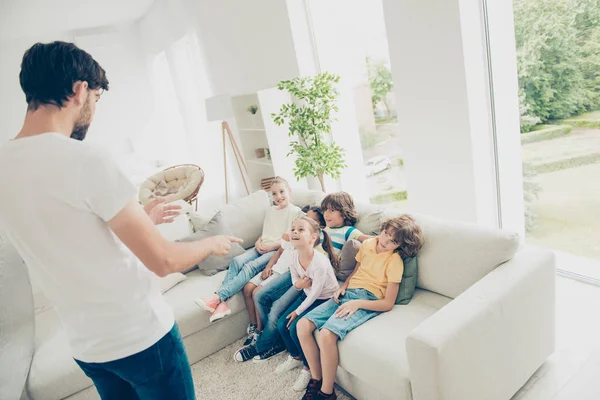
316, 289, 451, 398
139, 165, 203, 205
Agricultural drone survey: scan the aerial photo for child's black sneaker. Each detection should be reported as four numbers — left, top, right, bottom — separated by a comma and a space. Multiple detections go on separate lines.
233, 344, 258, 362
316, 389, 337, 400
243, 324, 258, 346
301, 379, 322, 400
251, 344, 285, 362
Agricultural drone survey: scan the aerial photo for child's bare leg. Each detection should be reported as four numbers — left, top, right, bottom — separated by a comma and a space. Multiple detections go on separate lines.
298, 318, 322, 380
319, 329, 340, 394
253, 285, 263, 331
243, 282, 258, 325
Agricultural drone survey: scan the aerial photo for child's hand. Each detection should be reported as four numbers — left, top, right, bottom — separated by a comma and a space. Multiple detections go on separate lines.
286, 311, 299, 328
261, 267, 273, 280
335, 300, 360, 320
282, 232, 291, 242
255, 238, 267, 254
333, 288, 346, 303
296, 277, 312, 289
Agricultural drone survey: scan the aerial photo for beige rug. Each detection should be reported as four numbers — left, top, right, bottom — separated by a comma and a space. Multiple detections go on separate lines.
190, 338, 354, 400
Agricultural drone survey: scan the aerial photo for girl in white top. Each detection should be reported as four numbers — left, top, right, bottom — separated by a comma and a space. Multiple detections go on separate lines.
276, 216, 340, 390
195, 177, 302, 323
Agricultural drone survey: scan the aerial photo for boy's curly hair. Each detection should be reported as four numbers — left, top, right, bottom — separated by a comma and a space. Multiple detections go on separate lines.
380, 215, 424, 259
321, 192, 358, 227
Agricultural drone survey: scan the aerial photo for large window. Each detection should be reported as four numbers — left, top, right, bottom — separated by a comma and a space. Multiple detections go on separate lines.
511, 0, 600, 268
306, 0, 408, 209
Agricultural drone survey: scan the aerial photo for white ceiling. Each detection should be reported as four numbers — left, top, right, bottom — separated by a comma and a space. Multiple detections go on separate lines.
0, 0, 155, 39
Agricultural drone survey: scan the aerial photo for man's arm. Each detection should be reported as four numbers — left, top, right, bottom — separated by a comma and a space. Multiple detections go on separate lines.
109, 199, 241, 277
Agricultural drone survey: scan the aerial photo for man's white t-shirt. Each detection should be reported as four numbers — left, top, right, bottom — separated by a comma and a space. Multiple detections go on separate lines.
0, 133, 174, 363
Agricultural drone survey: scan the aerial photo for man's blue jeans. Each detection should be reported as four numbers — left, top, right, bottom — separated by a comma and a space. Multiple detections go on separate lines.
216, 248, 275, 301
75, 324, 195, 400
253, 271, 301, 353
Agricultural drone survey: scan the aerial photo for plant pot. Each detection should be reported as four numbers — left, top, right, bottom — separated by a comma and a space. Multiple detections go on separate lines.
254, 148, 266, 159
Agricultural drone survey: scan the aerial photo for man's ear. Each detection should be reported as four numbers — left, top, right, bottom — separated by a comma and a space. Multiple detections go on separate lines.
72, 81, 89, 106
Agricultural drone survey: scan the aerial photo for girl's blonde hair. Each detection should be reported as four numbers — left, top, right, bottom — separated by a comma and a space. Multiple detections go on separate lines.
269, 176, 290, 190
296, 216, 340, 272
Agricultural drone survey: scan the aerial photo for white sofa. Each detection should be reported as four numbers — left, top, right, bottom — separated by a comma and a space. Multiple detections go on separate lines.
8, 189, 555, 400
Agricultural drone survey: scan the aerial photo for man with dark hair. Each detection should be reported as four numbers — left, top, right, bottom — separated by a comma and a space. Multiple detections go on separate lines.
0, 41, 240, 399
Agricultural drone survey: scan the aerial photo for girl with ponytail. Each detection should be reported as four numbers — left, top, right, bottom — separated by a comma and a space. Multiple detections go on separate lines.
274, 216, 341, 392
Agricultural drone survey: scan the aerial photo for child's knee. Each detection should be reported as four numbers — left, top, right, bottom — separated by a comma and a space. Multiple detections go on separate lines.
276, 317, 287, 333
243, 283, 255, 297
297, 318, 314, 336
320, 328, 338, 344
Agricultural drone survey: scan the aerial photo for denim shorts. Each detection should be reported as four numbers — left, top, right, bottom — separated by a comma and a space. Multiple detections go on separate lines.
303, 288, 381, 341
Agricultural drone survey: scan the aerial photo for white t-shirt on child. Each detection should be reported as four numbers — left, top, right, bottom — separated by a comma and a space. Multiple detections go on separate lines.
0, 133, 174, 363
260, 203, 302, 245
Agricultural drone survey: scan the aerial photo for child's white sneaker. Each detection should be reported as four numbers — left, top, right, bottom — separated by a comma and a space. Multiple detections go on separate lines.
275, 355, 303, 375
293, 368, 312, 392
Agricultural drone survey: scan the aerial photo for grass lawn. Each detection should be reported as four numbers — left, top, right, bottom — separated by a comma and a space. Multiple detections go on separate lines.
527, 163, 600, 260
564, 110, 600, 121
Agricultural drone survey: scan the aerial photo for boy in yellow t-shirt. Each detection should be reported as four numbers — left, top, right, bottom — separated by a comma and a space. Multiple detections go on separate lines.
297, 215, 424, 400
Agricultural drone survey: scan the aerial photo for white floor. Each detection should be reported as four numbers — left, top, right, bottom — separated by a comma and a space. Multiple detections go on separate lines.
512, 275, 600, 400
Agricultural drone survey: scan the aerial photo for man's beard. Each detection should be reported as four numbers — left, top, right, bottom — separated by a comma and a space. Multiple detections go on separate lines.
70, 94, 92, 141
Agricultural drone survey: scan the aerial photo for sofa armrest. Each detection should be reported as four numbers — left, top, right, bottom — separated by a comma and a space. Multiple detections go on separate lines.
406, 245, 555, 400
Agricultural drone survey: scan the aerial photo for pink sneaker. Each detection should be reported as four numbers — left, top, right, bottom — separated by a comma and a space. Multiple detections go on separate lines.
194, 294, 220, 313
209, 302, 231, 323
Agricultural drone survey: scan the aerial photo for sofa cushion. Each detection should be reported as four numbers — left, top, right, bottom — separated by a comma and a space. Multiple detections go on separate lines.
26, 309, 92, 400
337, 239, 361, 282
316, 289, 452, 398
158, 272, 187, 293
291, 189, 326, 209
396, 256, 418, 305
411, 213, 520, 298
220, 190, 270, 249
178, 211, 245, 274
355, 202, 387, 235
163, 269, 247, 339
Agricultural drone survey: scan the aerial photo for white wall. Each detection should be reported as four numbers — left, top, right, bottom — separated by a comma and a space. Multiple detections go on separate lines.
191, 0, 300, 96
382, 0, 499, 226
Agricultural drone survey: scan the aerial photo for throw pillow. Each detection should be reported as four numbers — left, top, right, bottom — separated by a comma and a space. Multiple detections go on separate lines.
178, 211, 245, 274
158, 272, 187, 293
337, 239, 361, 282
396, 256, 418, 305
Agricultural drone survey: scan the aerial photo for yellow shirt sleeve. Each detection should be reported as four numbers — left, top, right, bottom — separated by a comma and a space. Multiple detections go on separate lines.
386, 254, 404, 283
355, 241, 366, 263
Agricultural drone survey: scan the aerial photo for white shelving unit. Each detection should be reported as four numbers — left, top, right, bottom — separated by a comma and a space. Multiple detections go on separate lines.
230, 88, 308, 192
230, 93, 274, 191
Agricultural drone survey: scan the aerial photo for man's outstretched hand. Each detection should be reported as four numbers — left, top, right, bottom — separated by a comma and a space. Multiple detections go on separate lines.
210, 236, 244, 257
144, 197, 182, 225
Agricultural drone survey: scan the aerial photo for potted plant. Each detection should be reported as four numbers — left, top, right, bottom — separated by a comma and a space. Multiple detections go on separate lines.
272, 72, 346, 192
247, 104, 259, 128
